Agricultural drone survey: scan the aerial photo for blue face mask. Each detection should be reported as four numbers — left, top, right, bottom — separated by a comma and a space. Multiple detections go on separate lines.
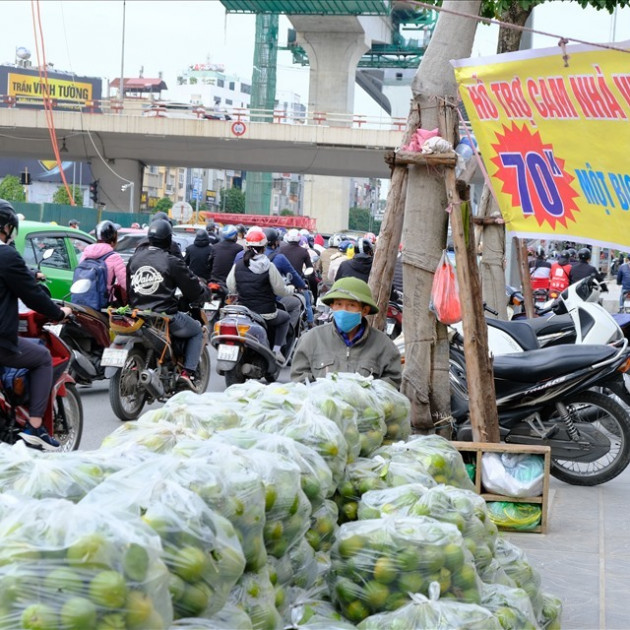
332, 309, 362, 333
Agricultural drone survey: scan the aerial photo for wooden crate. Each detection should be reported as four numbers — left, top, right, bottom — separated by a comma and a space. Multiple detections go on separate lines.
452, 441, 550, 534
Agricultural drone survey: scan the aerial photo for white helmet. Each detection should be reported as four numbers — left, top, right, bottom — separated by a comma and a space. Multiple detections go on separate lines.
286, 228, 301, 243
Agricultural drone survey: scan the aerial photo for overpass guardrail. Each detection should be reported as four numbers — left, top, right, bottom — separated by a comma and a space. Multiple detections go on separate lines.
0, 94, 408, 132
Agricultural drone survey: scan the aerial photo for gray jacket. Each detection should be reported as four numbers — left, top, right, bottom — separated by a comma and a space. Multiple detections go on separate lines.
290, 320, 402, 389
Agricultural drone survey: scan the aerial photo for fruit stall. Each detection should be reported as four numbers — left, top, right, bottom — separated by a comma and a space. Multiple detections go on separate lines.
0, 374, 560, 629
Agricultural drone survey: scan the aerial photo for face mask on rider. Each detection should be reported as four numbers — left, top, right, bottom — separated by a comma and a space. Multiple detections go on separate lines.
332, 309, 362, 333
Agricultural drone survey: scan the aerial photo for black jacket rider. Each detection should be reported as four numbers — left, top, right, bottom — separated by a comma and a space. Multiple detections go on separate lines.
185, 230, 215, 281
0, 243, 65, 353
210, 240, 243, 284
127, 245, 208, 314
335, 253, 373, 283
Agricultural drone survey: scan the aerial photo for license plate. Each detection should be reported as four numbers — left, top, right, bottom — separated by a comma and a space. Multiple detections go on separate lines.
101, 348, 129, 367
44, 324, 63, 336
204, 299, 221, 311
217, 344, 240, 361
386, 321, 395, 335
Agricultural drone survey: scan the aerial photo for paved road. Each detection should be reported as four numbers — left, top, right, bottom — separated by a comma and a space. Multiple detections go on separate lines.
77, 347, 291, 451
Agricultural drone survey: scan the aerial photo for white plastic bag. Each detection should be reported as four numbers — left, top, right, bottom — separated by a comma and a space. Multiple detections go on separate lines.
481, 453, 544, 497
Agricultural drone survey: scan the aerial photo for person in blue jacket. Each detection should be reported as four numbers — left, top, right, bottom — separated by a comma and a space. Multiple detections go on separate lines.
617, 256, 630, 311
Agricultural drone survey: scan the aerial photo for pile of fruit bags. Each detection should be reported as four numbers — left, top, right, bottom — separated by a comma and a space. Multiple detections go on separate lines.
0, 374, 561, 629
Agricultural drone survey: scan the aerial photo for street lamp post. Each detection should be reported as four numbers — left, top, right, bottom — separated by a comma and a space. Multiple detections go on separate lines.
121, 182, 134, 213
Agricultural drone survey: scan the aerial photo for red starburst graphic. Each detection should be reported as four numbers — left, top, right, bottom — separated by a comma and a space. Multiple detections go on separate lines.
490, 123, 580, 229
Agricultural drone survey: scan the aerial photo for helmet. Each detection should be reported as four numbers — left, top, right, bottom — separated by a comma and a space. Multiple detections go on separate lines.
536, 245, 545, 258
148, 219, 173, 248
568, 248, 577, 258
245, 228, 267, 248
578, 247, 591, 262
0, 199, 18, 236
68, 219, 80, 228
329, 233, 343, 248
364, 232, 376, 244
221, 224, 238, 241
95, 220, 118, 243
355, 237, 373, 256
130, 222, 140, 229
338, 240, 353, 253
285, 228, 301, 243
263, 228, 280, 247
307, 235, 314, 247
152, 211, 172, 225
236, 224, 246, 236
561, 250, 570, 259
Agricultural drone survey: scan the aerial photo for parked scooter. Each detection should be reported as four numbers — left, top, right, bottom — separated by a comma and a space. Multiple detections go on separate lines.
450, 339, 630, 486
211, 291, 309, 386
0, 301, 83, 450
103, 305, 211, 421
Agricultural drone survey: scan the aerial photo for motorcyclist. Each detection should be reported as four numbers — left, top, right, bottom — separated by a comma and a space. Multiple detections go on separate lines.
278, 228, 315, 326
318, 234, 343, 294
205, 219, 220, 245
570, 247, 604, 283
291, 277, 401, 388
235, 224, 247, 248
529, 245, 552, 291
135, 211, 182, 257
210, 224, 244, 286
0, 200, 72, 450
79, 220, 127, 305
226, 228, 295, 363
548, 249, 572, 297
617, 256, 630, 311
327, 240, 354, 285
335, 237, 373, 283
185, 229, 215, 281
263, 227, 308, 334
127, 219, 209, 389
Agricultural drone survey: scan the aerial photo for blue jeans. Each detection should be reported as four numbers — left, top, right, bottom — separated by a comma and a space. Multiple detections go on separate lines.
170, 312, 203, 372
303, 289, 314, 324
0, 338, 52, 417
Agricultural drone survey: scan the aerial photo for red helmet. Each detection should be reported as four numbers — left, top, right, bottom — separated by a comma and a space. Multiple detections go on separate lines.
364, 232, 376, 244
245, 228, 268, 248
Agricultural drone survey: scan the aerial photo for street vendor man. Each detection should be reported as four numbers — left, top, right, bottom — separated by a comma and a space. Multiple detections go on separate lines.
291, 277, 402, 388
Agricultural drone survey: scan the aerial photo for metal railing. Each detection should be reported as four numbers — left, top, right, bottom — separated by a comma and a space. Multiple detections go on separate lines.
0, 94, 406, 132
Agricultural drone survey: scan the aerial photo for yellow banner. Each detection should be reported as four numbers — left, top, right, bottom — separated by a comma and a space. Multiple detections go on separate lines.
452, 43, 630, 249
8, 72, 93, 102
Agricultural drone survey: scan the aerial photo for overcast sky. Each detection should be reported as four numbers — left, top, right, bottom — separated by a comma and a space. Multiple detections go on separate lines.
0, 0, 628, 116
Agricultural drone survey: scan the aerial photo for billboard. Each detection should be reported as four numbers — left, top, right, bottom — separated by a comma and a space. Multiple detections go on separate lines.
0, 65, 102, 112
452, 42, 630, 250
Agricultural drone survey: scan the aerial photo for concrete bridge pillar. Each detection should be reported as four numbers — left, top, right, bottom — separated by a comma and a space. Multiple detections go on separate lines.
292, 22, 370, 233
89, 158, 143, 213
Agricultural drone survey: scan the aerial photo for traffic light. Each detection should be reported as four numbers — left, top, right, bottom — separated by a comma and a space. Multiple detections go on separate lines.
89, 180, 99, 204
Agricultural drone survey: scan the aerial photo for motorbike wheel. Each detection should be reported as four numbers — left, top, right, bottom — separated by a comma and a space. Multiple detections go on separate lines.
193, 348, 211, 394
52, 383, 83, 452
547, 391, 630, 486
109, 349, 147, 421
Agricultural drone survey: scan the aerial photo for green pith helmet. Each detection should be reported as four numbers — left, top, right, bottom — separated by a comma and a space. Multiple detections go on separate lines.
322, 277, 379, 314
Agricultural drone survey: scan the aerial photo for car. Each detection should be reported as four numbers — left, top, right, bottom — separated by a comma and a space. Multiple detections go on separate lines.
15, 220, 95, 299
114, 228, 197, 263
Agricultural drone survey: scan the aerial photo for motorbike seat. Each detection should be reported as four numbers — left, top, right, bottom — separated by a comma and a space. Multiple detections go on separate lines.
487, 319, 540, 351
525, 313, 574, 336
493, 344, 617, 383
221, 304, 268, 329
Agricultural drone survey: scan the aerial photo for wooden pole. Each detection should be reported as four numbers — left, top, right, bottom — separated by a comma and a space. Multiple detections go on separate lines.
442, 100, 500, 443
369, 107, 420, 330
517, 238, 536, 318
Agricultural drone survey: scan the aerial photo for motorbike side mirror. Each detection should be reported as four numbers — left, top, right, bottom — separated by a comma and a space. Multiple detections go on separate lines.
38, 248, 55, 270
70, 278, 91, 294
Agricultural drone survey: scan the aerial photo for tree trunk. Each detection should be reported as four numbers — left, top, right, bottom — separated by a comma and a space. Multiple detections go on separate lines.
480, 5, 533, 316
401, 0, 481, 433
